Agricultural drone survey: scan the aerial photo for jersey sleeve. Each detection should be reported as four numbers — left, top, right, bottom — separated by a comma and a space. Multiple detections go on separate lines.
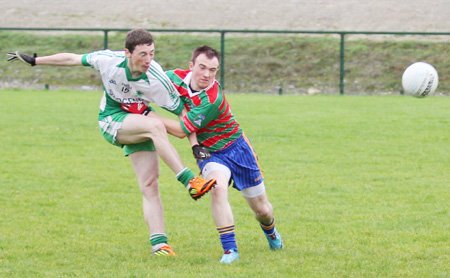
166, 98, 184, 116
81, 50, 122, 70
181, 100, 220, 135
81, 53, 91, 67
149, 62, 184, 115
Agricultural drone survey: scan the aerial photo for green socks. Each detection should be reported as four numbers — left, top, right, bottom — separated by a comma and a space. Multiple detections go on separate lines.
150, 233, 168, 252
176, 167, 195, 187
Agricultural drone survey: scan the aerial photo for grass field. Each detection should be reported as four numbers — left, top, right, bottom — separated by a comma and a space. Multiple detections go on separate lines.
1, 90, 449, 277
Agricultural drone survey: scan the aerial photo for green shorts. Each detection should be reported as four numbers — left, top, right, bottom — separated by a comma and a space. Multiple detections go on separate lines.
98, 110, 155, 156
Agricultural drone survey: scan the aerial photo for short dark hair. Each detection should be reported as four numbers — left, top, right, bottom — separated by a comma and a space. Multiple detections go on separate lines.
125, 29, 154, 53
191, 45, 220, 64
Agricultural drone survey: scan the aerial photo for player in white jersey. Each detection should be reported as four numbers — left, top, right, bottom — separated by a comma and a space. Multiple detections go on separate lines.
7, 29, 215, 257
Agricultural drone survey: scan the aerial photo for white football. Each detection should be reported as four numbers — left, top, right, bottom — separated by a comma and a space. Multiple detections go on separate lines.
402, 62, 439, 98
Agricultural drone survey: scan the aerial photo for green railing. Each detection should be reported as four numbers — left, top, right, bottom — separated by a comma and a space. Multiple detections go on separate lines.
1, 27, 449, 94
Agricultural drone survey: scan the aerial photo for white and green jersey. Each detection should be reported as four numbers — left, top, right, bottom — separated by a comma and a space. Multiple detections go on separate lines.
81, 49, 183, 118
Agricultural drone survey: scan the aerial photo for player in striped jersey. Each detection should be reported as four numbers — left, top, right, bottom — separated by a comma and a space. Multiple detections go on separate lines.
7, 29, 215, 257
150, 46, 283, 263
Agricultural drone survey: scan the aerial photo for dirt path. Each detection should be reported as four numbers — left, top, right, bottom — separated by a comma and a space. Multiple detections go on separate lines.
2, 0, 449, 32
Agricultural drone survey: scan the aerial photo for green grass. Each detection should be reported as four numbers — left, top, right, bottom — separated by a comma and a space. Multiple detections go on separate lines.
1, 90, 450, 277
1, 31, 448, 95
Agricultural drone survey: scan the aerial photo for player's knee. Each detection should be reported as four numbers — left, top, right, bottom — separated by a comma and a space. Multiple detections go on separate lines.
254, 202, 273, 219
143, 117, 166, 136
211, 182, 228, 200
139, 174, 159, 194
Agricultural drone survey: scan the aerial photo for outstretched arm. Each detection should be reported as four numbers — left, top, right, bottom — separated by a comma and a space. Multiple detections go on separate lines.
147, 111, 187, 139
147, 111, 211, 160
36, 53, 83, 66
7, 52, 83, 66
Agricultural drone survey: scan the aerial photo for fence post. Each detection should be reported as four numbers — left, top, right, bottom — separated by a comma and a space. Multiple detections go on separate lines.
220, 31, 225, 90
103, 30, 109, 49
340, 33, 345, 95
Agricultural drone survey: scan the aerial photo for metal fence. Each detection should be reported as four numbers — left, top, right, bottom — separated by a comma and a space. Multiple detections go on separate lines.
1, 27, 449, 95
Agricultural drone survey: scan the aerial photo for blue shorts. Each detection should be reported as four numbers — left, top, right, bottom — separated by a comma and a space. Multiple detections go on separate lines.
198, 134, 264, 191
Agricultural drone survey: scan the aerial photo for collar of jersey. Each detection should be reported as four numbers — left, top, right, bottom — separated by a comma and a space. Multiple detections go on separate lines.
183, 71, 215, 98
120, 58, 150, 82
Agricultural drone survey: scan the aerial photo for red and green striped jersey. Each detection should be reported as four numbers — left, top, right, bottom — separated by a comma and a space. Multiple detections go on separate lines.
166, 69, 242, 151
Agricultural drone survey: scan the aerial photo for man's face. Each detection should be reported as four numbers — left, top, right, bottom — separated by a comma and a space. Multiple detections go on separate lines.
189, 53, 219, 91
125, 43, 155, 75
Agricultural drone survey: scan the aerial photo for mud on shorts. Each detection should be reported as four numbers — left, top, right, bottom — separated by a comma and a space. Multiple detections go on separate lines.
98, 110, 155, 156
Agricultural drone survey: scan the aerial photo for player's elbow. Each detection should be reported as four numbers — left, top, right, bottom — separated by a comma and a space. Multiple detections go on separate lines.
176, 131, 188, 139
168, 129, 187, 139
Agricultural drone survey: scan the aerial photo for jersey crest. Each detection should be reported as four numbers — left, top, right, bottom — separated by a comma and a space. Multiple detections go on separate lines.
194, 114, 206, 126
